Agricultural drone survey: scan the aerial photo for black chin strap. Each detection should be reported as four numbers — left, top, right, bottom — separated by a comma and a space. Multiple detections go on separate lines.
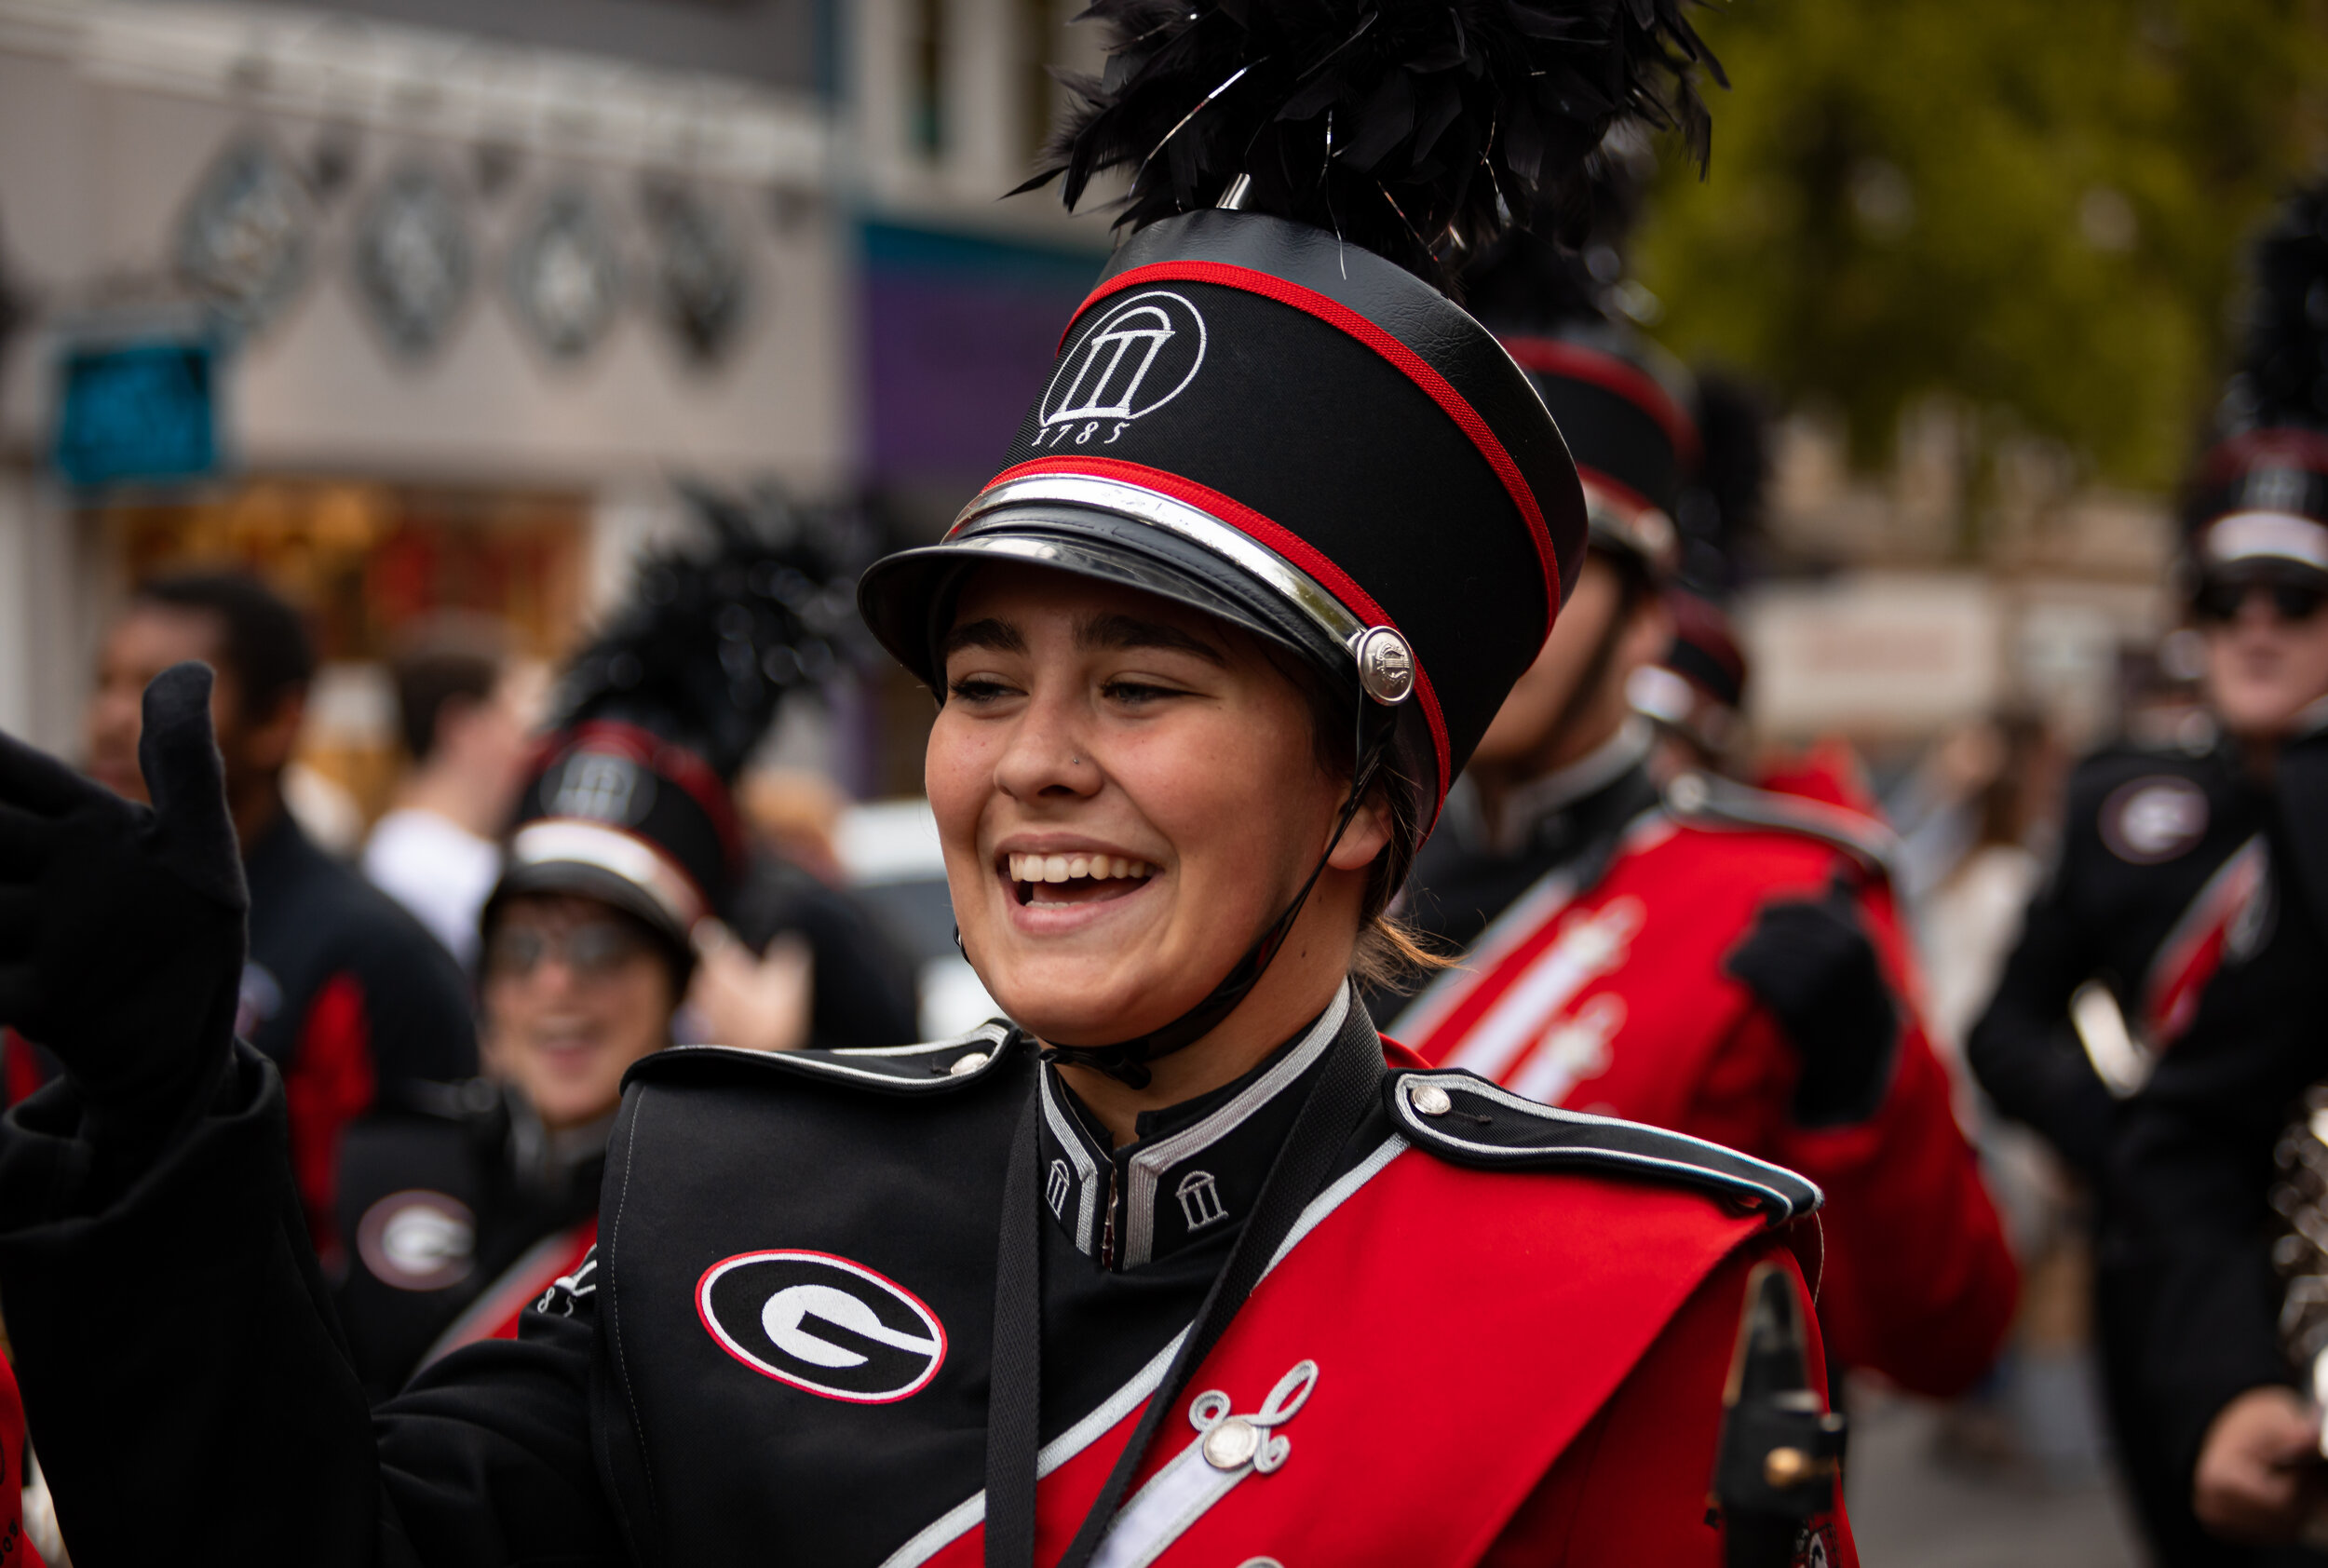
1039, 705, 1396, 1088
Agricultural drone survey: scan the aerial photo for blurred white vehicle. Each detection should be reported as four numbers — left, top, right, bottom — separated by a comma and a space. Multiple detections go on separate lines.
834, 798, 1004, 1041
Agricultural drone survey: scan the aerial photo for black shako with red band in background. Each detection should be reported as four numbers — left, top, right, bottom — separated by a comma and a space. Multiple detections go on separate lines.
2182, 426, 2328, 587
1496, 333, 1693, 579
857, 209, 1589, 825
494, 719, 746, 951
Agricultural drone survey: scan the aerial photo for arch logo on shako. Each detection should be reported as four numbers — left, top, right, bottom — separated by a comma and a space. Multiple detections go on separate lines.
1032, 290, 1207, 451
697, 1250, 947, 1403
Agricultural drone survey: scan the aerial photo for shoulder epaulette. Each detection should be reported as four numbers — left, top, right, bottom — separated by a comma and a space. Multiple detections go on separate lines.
625, 1021, 1021, 1097
1662, 771, 1899, 882
1384, 1068, 1822, 1223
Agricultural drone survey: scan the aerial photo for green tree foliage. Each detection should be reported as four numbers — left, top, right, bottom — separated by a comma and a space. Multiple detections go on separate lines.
1631, 0, 2328, 488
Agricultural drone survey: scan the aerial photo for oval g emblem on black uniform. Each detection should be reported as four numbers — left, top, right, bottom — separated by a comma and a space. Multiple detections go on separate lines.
697, 1250, 947, 1403
2102, 776, 2209, 864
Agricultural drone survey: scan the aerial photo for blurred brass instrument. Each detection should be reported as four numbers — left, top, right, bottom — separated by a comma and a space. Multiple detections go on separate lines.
2268, 1087, 2328, 1460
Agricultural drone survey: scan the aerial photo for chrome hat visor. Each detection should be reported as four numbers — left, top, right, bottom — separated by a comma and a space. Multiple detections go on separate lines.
856, 475, 1441, 828
858, 478, 1354, 691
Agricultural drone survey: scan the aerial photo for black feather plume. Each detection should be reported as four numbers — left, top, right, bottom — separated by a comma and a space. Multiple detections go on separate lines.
1015, 0, 1720, 291
2220, 183, 2328, 437
553, 485, 874, 781
1459, 119, 1658, 329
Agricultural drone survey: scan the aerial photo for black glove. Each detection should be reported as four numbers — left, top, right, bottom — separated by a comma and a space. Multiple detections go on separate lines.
0, 663, 247, 1116
1723, 873, 1900, 1129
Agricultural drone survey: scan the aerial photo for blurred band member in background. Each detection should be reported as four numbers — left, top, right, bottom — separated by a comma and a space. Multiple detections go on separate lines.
364, 625, 542, 970
335, 731, 708, 1399
1970, 187, 2328, 1564
1381, 219, 2017, 1398
335, 501, 872, 1396
80, 571, 476, 1259
1628, 585, 1748, 780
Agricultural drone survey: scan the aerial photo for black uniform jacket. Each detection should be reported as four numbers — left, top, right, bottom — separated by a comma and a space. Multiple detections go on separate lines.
0, 983, 1818, 1566
1975, 724, 2328, 1557
242, 814, 480, 1251
334, 1081, 605, 1403
1966, 729, 2317, 1177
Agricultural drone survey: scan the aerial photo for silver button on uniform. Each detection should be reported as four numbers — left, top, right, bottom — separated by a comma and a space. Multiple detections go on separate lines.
1202, 1416, 1261, 1470
949, 1051, 990, 1076
1409, 1082, 1453, 1117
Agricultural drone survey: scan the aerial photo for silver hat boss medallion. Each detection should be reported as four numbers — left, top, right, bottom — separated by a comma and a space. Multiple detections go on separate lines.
1354, 626, 1416, 706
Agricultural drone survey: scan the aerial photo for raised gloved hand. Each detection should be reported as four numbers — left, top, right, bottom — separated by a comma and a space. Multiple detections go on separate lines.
0, 663, 247, 1111
1723, 874, 1900, 1129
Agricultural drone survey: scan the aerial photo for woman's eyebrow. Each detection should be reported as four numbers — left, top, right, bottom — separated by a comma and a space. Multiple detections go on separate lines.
941, 617, 1026, 657
1076, 612, 1227, 665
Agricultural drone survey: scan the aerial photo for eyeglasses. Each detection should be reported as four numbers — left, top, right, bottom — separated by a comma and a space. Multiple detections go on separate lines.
484, 920, 653, 981
2193, 576, 2328, 626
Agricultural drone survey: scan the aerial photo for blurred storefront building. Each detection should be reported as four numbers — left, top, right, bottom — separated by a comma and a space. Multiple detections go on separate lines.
0, 0, 1115, 806
1739, 403, 2183, 770
0, 0, 2186, 810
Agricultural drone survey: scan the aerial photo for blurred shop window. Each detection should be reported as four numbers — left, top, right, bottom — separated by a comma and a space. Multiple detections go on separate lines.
100, 479, 586, 835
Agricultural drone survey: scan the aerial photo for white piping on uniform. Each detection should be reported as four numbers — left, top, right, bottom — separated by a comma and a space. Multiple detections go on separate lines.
1120, 986, 1350, 1268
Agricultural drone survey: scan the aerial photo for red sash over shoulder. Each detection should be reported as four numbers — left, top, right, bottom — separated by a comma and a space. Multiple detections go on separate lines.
903, 1058, 1834, 1568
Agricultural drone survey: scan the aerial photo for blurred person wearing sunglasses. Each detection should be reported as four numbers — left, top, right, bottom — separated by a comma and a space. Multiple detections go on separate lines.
1970, 188, 2328, 1566
330, 771, 704, 1400
329, 509, 846, 1401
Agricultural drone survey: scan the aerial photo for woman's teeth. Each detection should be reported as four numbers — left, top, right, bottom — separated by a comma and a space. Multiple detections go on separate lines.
1005, 853, 1153, 884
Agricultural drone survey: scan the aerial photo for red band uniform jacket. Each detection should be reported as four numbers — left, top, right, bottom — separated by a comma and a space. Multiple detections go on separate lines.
0, 983, 1853, 1565
1385, 732, 2017, 1398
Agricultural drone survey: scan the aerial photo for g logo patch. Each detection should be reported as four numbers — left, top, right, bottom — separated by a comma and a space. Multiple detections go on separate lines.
358, 1191, 475, 1291
697, 1250, 947, 1403
2102, 776, 2208, 864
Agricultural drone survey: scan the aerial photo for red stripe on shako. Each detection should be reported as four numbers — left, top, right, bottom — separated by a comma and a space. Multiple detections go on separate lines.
1068, 259, 1567, 631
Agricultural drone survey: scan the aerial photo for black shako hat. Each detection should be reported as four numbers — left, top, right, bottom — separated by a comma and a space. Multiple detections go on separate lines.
858, 208, 1588, 827
1500, 332, 1694, 579
2183, 429, 2328, 588
2183, 184, 2328, 588
494, 490, 864, 953
854, 0, 1719, 1083
1459, 197, 1697, 581
498, 720, 747, 951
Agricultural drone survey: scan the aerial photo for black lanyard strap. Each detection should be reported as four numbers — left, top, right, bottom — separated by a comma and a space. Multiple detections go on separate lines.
984, 1001, 1386, 1568
983, 1088, 1047, 1567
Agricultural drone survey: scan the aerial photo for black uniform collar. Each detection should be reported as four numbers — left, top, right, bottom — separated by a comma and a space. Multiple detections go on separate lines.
1036, 984, 1356, 1271
1467, 720, 1655, 855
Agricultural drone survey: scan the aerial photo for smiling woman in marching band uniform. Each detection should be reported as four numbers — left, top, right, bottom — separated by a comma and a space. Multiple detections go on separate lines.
0, 6, 1855, 1564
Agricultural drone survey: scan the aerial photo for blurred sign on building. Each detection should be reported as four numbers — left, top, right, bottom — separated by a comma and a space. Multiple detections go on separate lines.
1743, 574, 2004, 739
53, 336, 220, 488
